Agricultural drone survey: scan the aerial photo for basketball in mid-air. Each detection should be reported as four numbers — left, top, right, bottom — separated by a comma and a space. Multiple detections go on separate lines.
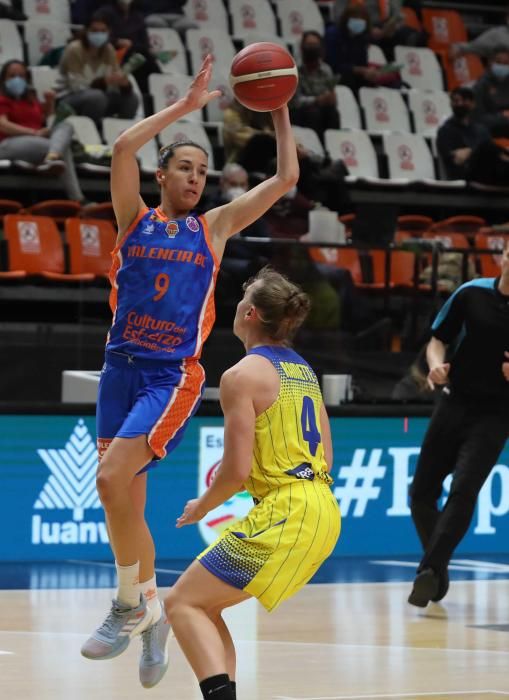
229, 42, 298, 112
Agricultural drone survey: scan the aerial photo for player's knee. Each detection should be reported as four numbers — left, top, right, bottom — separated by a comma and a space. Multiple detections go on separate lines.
96, 465, 123, 507
163, 588, 179, 622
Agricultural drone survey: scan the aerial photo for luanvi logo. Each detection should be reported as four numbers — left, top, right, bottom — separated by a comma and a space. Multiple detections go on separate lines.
32, 420, 109, 546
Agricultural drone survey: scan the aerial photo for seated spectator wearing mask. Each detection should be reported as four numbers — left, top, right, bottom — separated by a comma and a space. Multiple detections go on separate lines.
290, 31, 339, 142
436, 87, 490, 180
451, 4, 509, 60
96, 0, 160, 94
473, 47, 509, 130
56, 12, 139, 127
333, 0, 426, 62
326, 5, 386, 94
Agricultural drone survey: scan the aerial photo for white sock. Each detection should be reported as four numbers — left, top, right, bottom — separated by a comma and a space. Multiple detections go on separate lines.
116, 561, 141, 608
140, 575, 162, 623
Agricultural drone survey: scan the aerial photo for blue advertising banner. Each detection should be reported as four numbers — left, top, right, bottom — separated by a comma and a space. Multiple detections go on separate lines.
0, 414, 508, 561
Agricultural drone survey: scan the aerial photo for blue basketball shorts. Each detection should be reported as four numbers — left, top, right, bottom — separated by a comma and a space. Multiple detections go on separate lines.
96, 350, 205, 473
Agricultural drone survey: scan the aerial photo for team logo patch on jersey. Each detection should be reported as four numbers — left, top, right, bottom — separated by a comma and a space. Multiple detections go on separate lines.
166, 221, 179, 238
186, 216, 200, 233
142, 223, 155, 235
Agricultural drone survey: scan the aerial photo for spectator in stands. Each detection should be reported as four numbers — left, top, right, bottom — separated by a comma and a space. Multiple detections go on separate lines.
451, 4, 509, 60
333, 0, 426, 61
325, 4, 385, 93
96, 0, 160, 94
465, 121, 509, 188
290, 31, 339, 142
56, 12, 139, 127
0, 59, 86, 203
473, 47, 509, 130
436, 87, 490, 180
223, 99, 276, 172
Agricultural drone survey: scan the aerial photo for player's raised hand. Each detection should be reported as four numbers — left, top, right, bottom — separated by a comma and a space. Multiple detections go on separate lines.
427, 362, 450, 390
502, 351, 509, 382
184, 54, 222, 110
176, 498, 207, 528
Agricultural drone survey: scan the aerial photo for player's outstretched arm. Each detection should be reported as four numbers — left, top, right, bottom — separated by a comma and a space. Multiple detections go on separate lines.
176, 366, 256, 527
204, 105, 299, 254
111, 54, 221, 235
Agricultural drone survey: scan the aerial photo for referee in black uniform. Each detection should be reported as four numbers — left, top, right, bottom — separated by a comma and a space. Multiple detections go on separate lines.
408, 243, 509, 607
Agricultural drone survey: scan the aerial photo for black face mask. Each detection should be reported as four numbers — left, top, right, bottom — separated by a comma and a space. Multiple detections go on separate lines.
302, 46, 321, 61
452, 105, 470, 120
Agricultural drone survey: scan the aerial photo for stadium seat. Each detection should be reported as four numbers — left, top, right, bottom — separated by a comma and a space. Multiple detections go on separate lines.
80, 202, 116, 222
204, 69, 233, 124
474, 233, 507, 277
429, 215, 486, 235
3, 214, 94, 281
65, 218, 117, 279
275, 0, 325, 44
148, 73, 202, 122
383, 132, 464, 187
421, 8, 468, 52
444, 54, 484, 91
408, 89, 451, 136
30, 67, 59, 102
24, 200, 82, 226
186, 27, 236, 75
308, 246, 363, 285
229, 0, 278, 40
65, 116, 103, 147
368, 44, 387, 66
184, 0, 230, 34
359, 87, 411, 134
146, 27, 188, 75
397, 215, 434, 233
394, 46, 445, 91
324, 129, 380, 181
22, 0, 71, 23
0, 19, 24, 65
102, 118, 159, 175
0, 199, 23, 220
335, 85, 362, 130
422, 231, 470, 249
25, 20, 71, 66
292, 125, 325, 157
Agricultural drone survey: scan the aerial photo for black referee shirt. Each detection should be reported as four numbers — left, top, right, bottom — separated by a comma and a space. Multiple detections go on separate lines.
432, 277, 509, 405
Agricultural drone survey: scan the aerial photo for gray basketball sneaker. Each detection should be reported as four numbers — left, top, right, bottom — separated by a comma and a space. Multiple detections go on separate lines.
139, 608, 171, 688
81, 595, 151, 660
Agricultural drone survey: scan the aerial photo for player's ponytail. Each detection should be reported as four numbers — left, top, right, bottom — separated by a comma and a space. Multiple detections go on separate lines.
244, 266, 311, 344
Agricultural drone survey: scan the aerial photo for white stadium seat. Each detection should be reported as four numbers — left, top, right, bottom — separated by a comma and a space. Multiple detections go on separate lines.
359, 86, 411, 134
395, 46, 445, 91
408, 89, 451, 136
147, 27, 188, 75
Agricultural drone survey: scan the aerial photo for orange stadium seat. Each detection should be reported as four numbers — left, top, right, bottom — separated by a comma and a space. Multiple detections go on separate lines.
444, 54, 484, 91
401, 6, 422, 32
65, 218, 117, 279
24, 200, 82, 226
421, 9, 468, 51
4, 214, 94, 281
0, 199, 23, 222
430, 215, 485, 237
397, 215, 434, 234
80, 202, 116, 222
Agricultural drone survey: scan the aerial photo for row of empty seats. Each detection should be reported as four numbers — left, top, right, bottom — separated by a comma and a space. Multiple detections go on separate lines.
0, 210, 505, 286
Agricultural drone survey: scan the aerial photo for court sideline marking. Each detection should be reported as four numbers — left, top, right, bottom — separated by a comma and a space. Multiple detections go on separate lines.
274, 690, 509, 699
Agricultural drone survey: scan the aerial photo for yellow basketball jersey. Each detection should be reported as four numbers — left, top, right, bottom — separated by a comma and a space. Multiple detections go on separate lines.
244, 345, 332, 500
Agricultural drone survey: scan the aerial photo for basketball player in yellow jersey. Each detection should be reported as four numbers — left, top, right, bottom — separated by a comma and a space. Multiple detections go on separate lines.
164, 266, 341, 700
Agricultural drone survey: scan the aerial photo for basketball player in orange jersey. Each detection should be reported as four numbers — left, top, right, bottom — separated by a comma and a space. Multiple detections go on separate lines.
80, 54, 299, 689
165, 267, 341, 700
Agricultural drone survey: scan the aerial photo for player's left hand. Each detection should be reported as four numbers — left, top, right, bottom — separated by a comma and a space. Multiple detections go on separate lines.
185, 54, 222, 110
502, 351, 509, 382
176, 498, 207, 527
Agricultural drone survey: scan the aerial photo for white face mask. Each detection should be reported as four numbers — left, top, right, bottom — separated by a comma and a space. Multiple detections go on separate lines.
225, 186, 247, 201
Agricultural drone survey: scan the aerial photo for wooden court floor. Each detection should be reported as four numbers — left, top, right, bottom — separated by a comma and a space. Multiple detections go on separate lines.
1, 577, 509, 700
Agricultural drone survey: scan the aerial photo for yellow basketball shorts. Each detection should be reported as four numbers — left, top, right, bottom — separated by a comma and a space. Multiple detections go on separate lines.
197, 479, 341, 612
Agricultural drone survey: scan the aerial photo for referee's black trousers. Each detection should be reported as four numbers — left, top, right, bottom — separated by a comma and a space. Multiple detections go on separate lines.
409, 390, 509, 572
